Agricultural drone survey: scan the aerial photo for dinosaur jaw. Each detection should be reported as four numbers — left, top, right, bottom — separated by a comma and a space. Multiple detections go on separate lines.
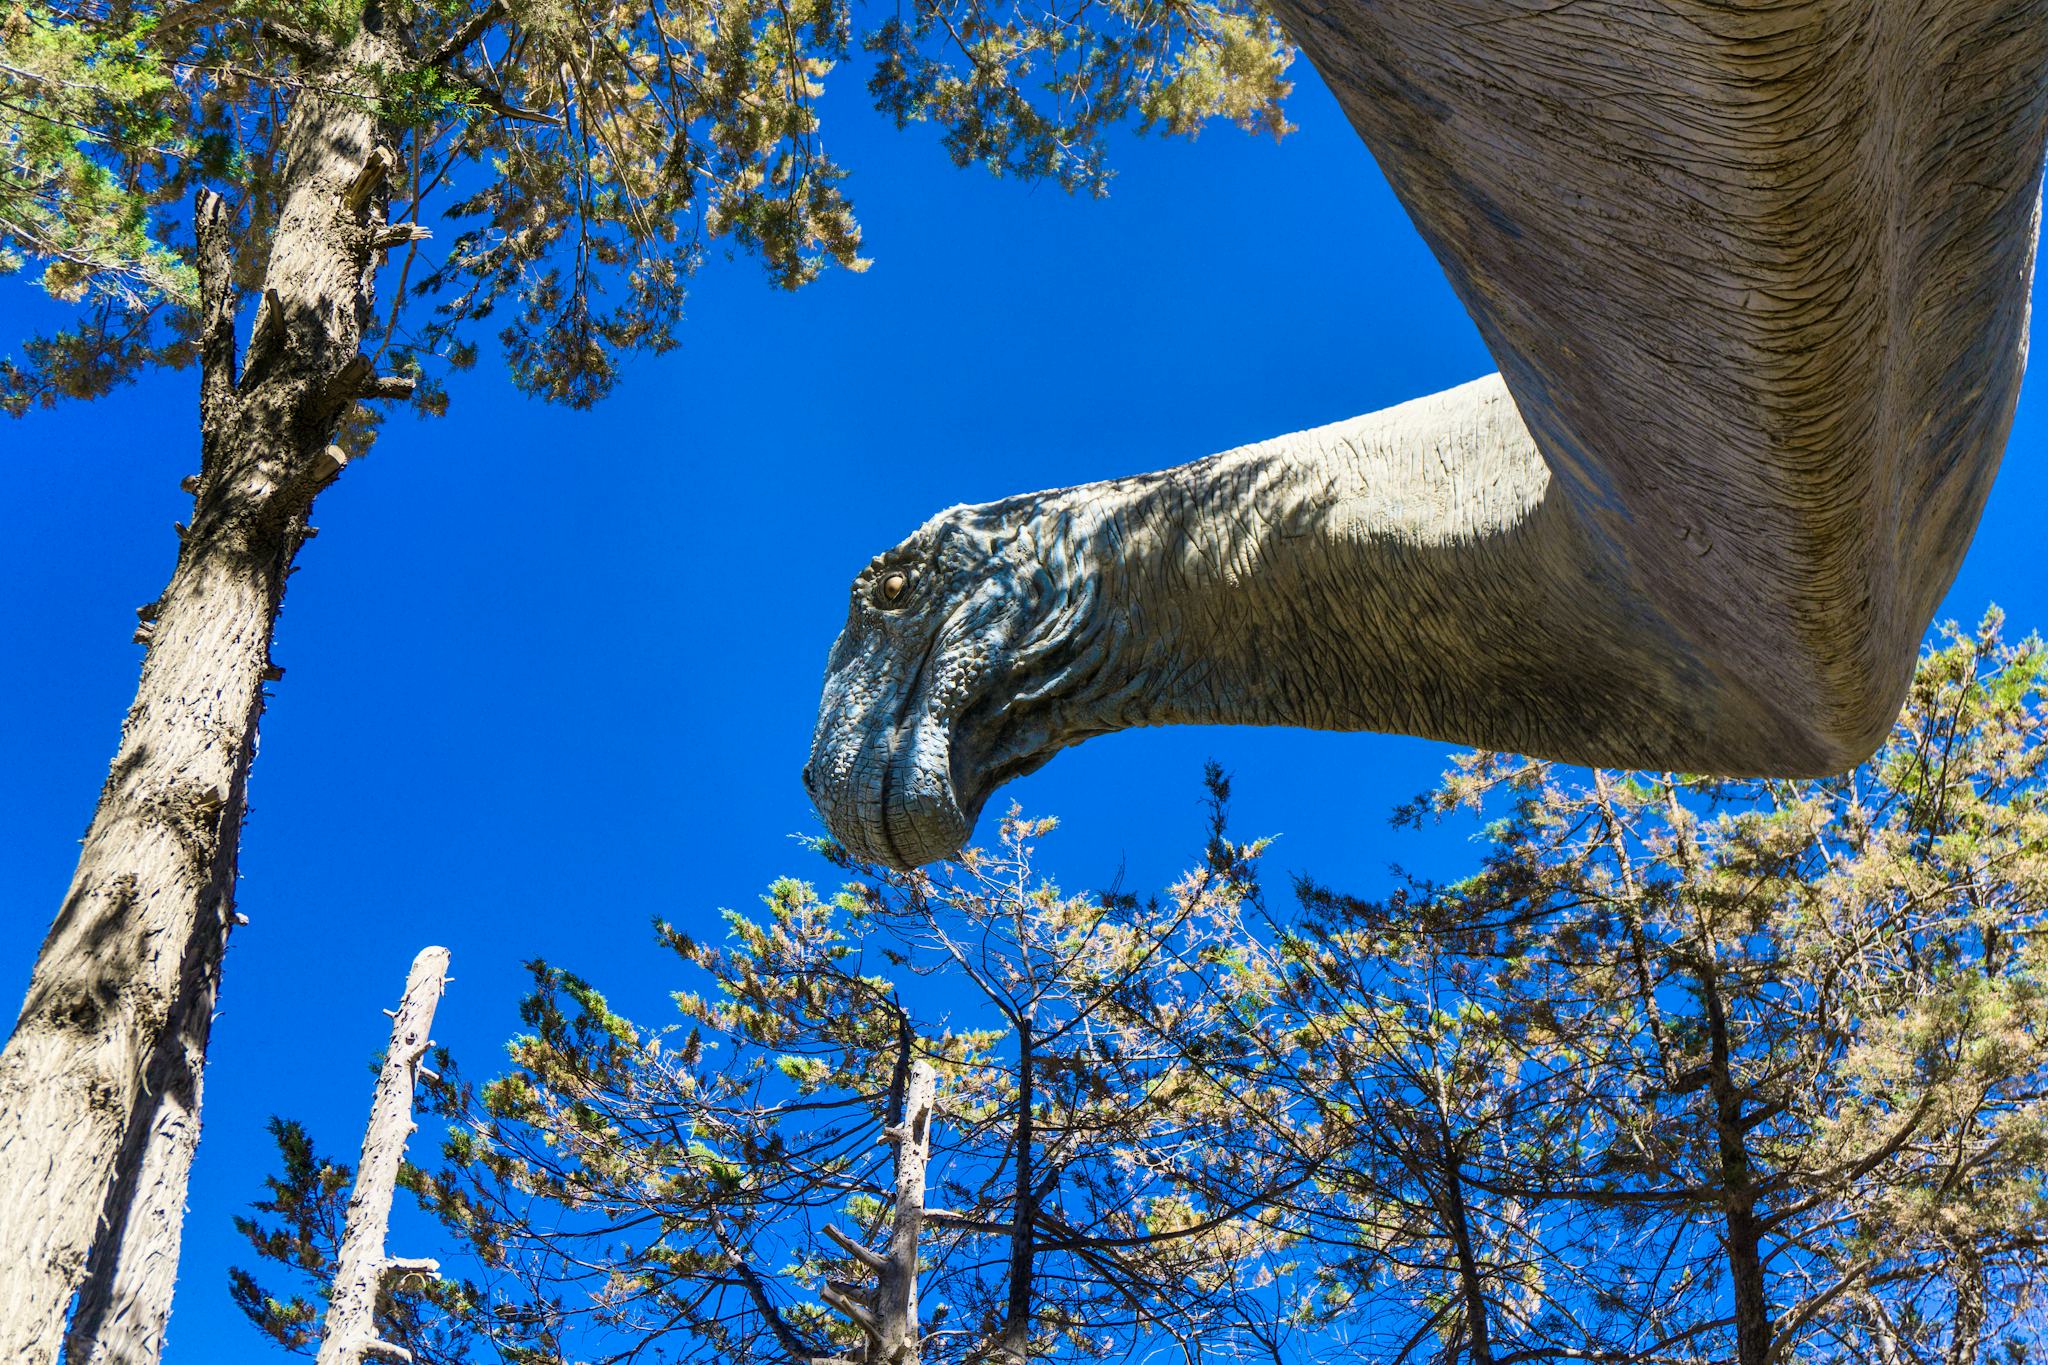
803, 710, 976, 870
808, 676, 1090, 869
805, 610, 1004, 870
806, 610, 1084, 869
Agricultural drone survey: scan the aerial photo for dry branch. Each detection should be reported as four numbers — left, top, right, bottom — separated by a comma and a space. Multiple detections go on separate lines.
313, 948, 450, 1365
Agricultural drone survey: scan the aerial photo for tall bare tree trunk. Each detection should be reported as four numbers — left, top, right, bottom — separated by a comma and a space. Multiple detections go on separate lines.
60, 907, 224, 1365
824, 1057, 936, 1363
875, 1060, 935, 1364
998, 1022, 1036, 1364
0, 13, 415, 1358
315, 948, 449, 1365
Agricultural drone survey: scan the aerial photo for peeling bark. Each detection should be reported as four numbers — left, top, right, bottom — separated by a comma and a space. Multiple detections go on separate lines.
0, 15, 415, 1358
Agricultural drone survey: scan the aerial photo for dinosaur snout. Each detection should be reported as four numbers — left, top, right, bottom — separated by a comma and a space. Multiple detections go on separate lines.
802, 711, 972, 869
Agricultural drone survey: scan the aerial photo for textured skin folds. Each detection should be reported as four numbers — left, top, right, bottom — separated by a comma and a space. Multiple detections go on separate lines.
807, 1, 2048, 870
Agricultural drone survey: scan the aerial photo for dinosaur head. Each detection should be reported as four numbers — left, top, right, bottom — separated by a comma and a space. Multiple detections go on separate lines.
803, 496, 1105, 869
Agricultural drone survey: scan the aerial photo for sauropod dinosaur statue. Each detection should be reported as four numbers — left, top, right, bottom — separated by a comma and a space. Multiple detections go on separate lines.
805, 2, 2048, 871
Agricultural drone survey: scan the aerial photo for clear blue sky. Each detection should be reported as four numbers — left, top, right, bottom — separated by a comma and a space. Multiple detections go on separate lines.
2, 53, 2045, 1361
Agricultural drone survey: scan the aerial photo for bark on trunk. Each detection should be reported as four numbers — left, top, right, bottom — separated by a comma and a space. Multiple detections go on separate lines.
1857, 1293, 1906, 1365
0, 15, 410, 1359
875, 1059, 935, 1364
60, 920, 221, 1365
998, 1023, 1036, 1364
314, 947, 449, 1365
1720, 1179, 1771, 1365
1698, 957, 1771, 1365
823, 1058, 935, 1363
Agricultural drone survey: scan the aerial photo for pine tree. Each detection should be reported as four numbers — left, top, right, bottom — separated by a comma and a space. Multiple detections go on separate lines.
1275, 612, 2048, 1364
234, 621, 2048, 1363
233, 811, 1300, 1363
0, 3, 1294, 1357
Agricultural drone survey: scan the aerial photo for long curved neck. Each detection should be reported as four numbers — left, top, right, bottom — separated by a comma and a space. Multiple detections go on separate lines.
1045, 375, 1825, 773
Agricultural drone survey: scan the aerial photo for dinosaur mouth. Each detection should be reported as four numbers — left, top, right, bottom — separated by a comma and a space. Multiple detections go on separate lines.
804, 708, 978, 870
874, 715, 976, 869
804, 670, 1062, 870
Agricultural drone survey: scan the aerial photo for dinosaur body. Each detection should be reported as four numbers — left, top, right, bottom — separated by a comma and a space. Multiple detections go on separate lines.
807, 1, 2048, 869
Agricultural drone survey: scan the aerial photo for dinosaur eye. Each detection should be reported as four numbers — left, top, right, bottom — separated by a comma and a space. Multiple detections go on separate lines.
877, 572, 909, 606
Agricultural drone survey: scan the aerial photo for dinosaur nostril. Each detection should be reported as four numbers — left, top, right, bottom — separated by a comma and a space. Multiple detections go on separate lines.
800, 762, 817, 795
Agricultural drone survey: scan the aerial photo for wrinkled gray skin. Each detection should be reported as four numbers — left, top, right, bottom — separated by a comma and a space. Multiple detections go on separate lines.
807, 1, 2048, 869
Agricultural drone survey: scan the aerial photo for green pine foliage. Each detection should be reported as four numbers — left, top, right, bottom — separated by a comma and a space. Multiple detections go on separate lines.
1269, 611, 2048, 1363
0, 5, 192, 305
229, 1117, 489, 1365
235, 811, 1301, 1363
2, 0, 1293, 415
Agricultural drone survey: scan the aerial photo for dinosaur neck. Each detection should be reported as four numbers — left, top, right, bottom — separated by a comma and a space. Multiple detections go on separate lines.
1043, 375, 1815, 771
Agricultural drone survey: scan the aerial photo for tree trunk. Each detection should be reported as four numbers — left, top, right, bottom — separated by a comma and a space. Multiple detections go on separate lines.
1945, 1240, 1986, 1365
875, 1059, 935, 1365
315, 947, 448, 1365
1720, 1183, 1771, 1365
1698, 958, 1771, 1365
998, 1022, 1036, 1364
1856, 1293, 1907, 1365
1435, 1139, 1495, 1365
60, 914, 223, 1365
823, 1057, 935, 1363
0, 14, 409, 1358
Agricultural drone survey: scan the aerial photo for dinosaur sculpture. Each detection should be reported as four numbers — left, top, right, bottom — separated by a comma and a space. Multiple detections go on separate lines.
806, 2, 2048, 870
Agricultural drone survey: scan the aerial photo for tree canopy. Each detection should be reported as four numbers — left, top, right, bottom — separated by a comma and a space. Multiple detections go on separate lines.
236, 814, 1302, 1364
0, 6, 1295, 1356
235, 614, 2048, 1364
2, 0, 1293, 415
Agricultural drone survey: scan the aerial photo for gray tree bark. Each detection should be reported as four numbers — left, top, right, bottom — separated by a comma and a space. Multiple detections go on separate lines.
0, 13, 416, 1359
314, 947, 449, 1365
60, 916, 221, 1365
825, 1058, 936, 1364
876, 1059, 935, 1364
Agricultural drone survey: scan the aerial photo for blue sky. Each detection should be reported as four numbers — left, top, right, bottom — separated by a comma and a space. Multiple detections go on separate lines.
2, 50, 2045, 1361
